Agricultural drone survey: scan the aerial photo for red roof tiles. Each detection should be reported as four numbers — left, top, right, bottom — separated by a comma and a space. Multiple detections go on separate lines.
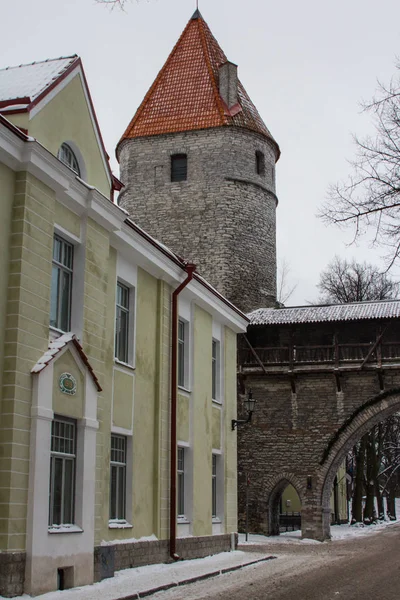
119, 12, 279, 154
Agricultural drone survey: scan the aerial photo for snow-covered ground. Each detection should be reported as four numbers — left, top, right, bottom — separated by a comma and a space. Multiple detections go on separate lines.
3, 500, 399, 600
0, 551, 269, 600
239, 497, 400, 545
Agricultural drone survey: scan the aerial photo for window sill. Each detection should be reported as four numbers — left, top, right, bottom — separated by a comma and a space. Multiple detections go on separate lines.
109, 520, 133, 529
48, 525, 83, 534
212, 398, 222, 406
49, 326, 68, 340
114, 359, 136, 372
177, 386, 191, 395
212, 517, 222, 524
177, 517, 190, 524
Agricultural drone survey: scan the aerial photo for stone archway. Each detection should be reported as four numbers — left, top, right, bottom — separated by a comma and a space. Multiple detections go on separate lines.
265, 473, 304, 536
317, 390, 400, 540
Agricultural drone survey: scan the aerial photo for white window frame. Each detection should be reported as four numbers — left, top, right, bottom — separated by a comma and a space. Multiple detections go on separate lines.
114, 256, 137, 368
212, 322, 223, 405
109, 434, 127, 522
108, 428, 133, 529
56, 141, 87, 180
49, 416, 76, 528
115, 281, 131, 364
212, 450, 223, 525
177, 446, 186, 519
50, 235, 74, 333
212, 453, 218, 519
212, 339, 221, 402
177, 318, 189, 389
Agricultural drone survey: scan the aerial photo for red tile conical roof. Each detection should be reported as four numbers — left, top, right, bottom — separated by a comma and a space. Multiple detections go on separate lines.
118, 11, 279, 156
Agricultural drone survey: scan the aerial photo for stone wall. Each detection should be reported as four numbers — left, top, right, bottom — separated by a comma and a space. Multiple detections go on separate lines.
118, 127, 278, 313
237, 321, 400, 540
94, 534, 237, 583
0, 552, 25, 598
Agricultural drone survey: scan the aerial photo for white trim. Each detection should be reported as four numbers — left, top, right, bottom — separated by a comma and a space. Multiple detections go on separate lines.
26, 339, 99, 594
115, 255, 137, 368
53, 223, 81, 245
111, 425, 133, 437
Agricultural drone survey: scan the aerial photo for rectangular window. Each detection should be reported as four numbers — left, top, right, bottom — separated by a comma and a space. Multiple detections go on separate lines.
110, 434, 127, 521
255, 150, 265, 176
178, 319, 186, 388
212, 340, 220, 400
50, 235, 73, 332
115, 282, 130, 363
49, 417, 76, 527
212, 454, 217, 518
171, 154, 187, 182
177, 447, 185, 517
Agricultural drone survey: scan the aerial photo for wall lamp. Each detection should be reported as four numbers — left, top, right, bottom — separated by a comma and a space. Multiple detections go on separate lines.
232, 389, 256, 430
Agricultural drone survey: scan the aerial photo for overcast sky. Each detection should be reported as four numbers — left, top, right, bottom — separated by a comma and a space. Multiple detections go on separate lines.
2, 0, 400, 305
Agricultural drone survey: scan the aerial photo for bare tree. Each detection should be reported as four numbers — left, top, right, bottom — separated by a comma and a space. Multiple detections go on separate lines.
276, 258, 298, 307
96, 0, 134, 9
317, 256, 399, 304
319, 64, 400, 270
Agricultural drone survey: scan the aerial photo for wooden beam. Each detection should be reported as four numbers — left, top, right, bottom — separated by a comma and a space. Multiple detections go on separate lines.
242, 334, 269, 376
360, 325, 388, 369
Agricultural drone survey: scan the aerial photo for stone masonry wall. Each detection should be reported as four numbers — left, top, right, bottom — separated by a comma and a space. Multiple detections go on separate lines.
118, 127, 278, 313
0, 552, 25, 598
237, 366, 400, 539
94, 534, 237, 583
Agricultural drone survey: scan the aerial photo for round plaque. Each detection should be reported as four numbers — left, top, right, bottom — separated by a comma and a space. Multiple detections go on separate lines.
59, 373, 77, 395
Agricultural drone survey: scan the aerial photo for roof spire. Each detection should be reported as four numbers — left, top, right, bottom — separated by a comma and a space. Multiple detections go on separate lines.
192, 1, 202, 20
118, 12, 279, 156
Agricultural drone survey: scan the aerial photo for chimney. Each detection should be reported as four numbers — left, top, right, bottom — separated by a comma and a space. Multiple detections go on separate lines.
219, 61, 238, 109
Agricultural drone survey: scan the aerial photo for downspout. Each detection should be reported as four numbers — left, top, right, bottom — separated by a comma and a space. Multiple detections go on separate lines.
170, 262, 196, 560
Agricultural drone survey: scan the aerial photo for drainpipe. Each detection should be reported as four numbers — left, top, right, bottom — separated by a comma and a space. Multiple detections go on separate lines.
170, 262, 196, 560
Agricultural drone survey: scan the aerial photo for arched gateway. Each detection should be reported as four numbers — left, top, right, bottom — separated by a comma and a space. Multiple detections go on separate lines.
237, 300, 400, 541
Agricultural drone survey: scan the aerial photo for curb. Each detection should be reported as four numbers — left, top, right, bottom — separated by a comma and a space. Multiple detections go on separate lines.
117, 556, 276, 600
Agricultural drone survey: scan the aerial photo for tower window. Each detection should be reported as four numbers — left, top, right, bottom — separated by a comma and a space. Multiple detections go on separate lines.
171, 154, 187, 182
57, 143, 81, 176
255, 151, 265, 176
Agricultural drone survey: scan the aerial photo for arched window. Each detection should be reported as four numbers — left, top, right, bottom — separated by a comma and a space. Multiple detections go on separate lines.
57, 143, 81, 176
171, 154, 187, 182
255, 150, 265, 176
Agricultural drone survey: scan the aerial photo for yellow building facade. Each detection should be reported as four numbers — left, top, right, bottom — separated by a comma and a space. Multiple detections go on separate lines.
0, 57, 247, 597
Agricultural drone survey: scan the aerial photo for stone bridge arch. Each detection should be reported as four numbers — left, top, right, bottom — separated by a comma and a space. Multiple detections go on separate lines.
315, 389, 400, 540
238, 305, 400, 542
265, 473, 304, 535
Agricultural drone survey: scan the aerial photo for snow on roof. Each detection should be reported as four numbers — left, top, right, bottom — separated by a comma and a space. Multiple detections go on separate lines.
31, 333, 102, 391
248, 300, 400, 326
0, 56, 78, 104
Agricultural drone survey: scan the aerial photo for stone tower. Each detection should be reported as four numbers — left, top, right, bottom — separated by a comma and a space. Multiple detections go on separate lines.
117, 10, 280, 313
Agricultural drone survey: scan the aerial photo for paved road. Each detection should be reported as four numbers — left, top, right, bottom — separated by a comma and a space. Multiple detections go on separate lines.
153, 524, 400, 600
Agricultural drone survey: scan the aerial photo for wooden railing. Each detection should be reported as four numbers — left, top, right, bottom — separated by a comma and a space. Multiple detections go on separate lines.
242, 342, 400, 367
